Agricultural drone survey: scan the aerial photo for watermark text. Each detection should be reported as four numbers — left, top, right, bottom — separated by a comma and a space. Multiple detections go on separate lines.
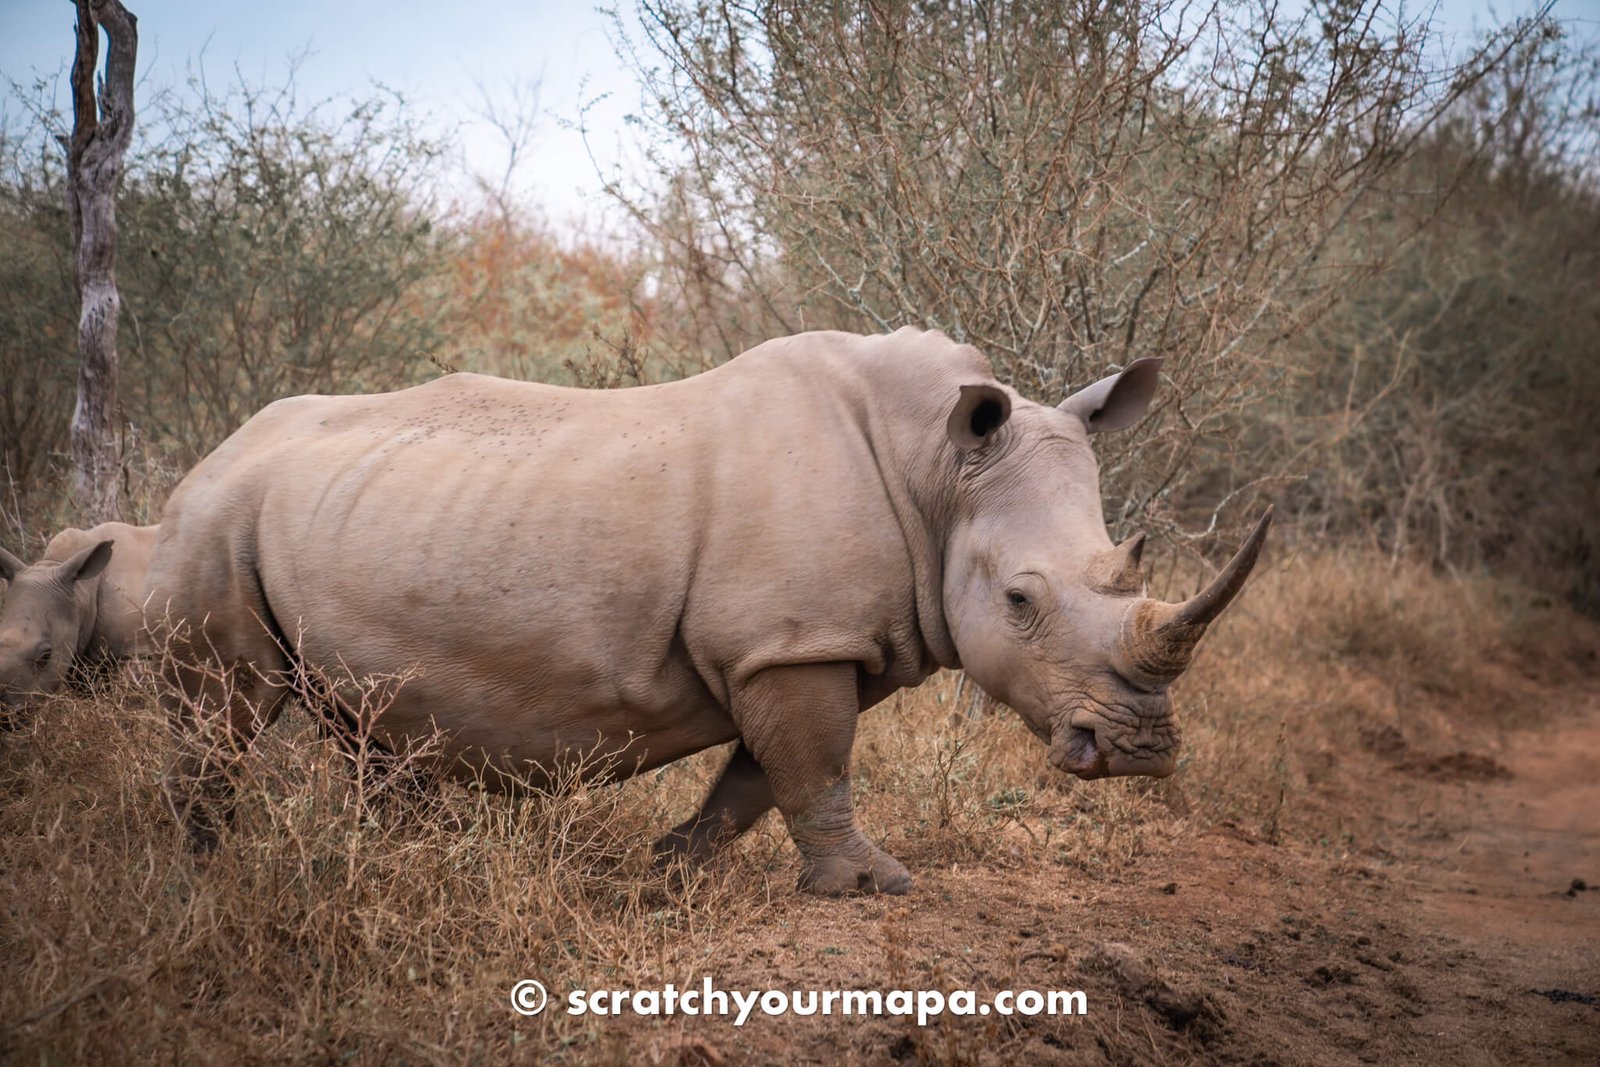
511, 977, 1086, 1026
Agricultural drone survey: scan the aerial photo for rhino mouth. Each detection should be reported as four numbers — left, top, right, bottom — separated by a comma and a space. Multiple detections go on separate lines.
1052, 725, 1110, 779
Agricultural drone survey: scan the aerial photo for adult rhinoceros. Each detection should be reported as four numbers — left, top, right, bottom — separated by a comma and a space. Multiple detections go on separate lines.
147, 328, 1268, 894
0, 522, 159, 717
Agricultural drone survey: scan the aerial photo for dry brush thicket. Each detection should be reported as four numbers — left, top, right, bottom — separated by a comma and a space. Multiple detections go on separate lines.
604, 0, 1597, 605
0, 72, 644, 545
1272, 37, 1600, 609
3, 3, 1593, 604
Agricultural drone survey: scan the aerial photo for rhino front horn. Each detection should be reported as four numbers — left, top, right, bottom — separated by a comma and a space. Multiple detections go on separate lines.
1123, 507, 1273, 680
1167, 507, 1273, 630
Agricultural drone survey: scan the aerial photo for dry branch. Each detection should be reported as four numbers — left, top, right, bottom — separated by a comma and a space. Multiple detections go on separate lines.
64, 0, 138, 522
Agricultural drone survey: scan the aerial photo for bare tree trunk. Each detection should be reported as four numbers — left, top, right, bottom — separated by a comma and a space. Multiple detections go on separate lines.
64, 0, 137, 522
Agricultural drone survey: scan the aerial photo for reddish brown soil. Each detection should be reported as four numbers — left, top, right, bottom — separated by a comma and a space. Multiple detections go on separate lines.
602, 690, 1600, 1065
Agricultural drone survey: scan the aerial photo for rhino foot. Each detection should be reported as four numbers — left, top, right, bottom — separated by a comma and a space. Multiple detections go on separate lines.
799, 845, 913, 896
651, 820, 725, 868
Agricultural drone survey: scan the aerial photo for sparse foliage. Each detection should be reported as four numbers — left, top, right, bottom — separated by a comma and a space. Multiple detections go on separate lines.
118, 75, 448, 458
607, 0, 1558, 541
0, 71, 451, 529
1267, 26, 1600, 610
0, 125, 76, 529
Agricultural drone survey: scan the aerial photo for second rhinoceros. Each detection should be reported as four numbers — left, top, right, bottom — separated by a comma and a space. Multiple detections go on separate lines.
0, 522, 159, 716
146, 328, 1268, 893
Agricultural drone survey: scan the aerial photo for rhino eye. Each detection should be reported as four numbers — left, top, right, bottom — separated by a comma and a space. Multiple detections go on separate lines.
34, 646, 53, 669
1006, 590, 1030, 608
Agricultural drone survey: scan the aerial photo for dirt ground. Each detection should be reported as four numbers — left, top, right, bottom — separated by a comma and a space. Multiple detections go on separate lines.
596, 685, 1600, 1066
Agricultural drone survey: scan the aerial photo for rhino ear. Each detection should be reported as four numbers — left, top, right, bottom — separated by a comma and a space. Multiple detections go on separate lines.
58, 540, 114, 584
0, 544, 22, 583
1059, 357, 1164, 434
946, 383, 1012, 451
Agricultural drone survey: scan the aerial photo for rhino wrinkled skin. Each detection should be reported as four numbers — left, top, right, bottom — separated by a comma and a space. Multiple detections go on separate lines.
147, 328, 1268, 894
0, 522, 159, 715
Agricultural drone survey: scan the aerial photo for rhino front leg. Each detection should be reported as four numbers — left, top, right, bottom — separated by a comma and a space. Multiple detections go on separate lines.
734, 663, 912, 896
653, 741, 774, 867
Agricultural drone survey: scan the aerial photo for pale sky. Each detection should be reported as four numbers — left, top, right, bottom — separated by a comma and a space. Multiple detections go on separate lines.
0, 1, 1591, 229
0, 0, 641, 227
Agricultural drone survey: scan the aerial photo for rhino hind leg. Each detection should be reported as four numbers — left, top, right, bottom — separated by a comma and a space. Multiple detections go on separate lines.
158, 625, 295, 853
299, 677, 433, 801
734, 663, 912, 897
653, 741, 775, 869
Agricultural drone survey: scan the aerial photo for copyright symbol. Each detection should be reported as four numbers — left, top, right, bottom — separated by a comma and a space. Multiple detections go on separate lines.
510, 979, 548, 1016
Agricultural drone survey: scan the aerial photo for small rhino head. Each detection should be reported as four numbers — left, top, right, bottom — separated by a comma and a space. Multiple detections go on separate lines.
0, 539, 114, 716
942, 359, 1270, 780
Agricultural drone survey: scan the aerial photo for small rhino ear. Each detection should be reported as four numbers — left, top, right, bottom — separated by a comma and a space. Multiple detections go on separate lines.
58, 540, 114, 584
1059, 357, 1164, 434
0, 545, 22, 583
946, 383, 1012, 451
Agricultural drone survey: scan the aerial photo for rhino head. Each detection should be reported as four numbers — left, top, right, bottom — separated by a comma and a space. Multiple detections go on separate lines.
0, 539, 114, 715
941, 359, 1270, 780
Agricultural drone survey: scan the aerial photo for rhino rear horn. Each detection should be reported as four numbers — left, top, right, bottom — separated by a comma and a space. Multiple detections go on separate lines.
1087, 532, 1147, 595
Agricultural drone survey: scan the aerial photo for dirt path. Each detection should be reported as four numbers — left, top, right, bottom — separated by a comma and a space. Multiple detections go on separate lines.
1393, 685, 1600, 1058
607, 691, 1600, 1065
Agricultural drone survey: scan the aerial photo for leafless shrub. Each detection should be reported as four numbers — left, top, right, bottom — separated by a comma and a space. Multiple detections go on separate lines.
0, 106, 77, 516
1265, 25, 1600, 611
602, 0, 1554, 543
0, 66, 451, 531
118, 71, 448, 459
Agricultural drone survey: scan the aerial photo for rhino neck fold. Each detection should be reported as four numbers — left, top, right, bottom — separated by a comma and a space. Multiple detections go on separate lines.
852, 395, 969, 678
887, 472, 963, 675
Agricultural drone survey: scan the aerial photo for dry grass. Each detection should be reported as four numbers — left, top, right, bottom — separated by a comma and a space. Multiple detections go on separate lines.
0, 674, 767, 1062
1, 550, 1594, 1063
1172, 551, 1600, 841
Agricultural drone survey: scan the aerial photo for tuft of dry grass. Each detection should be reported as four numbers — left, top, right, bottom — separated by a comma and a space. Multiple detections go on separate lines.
2, 549, 1594, 1062
0, 672, 774, 1063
